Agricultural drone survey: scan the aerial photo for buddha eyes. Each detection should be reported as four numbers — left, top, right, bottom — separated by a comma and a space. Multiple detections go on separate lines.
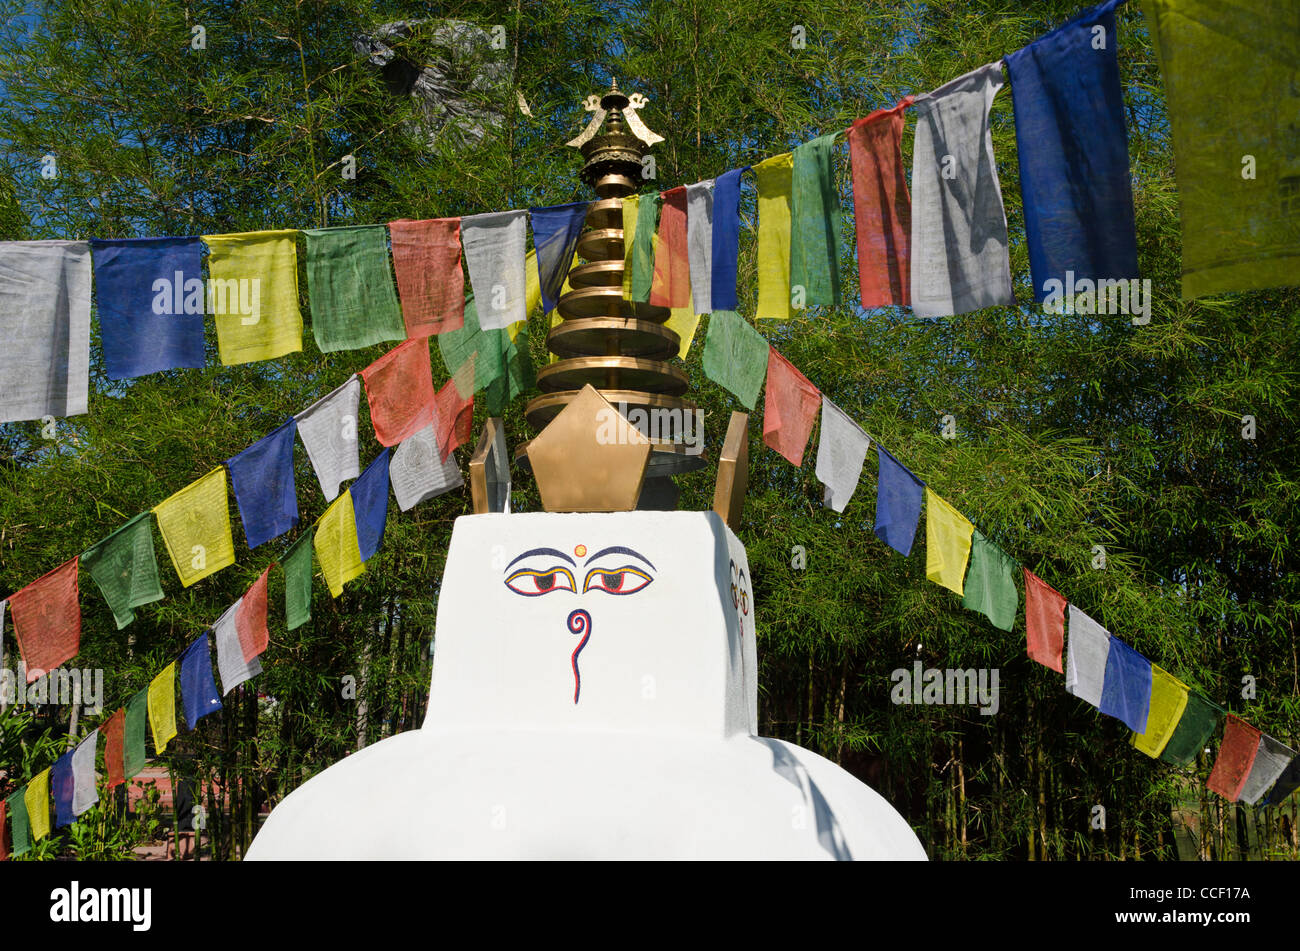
504, 567, 576, 596
503, 564, 653, 596
582, 566, 652, 595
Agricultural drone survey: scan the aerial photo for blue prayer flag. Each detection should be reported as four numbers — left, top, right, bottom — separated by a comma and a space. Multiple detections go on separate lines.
226, 419, 299, 549
180, 633, 223, 729
352, 448, 391, 562
1099, 635, 1152, 733
711, 167, 750, 311
89, 237, 207, 380
52, 751, 75, 828
530, 202, 589, 314
1004, 0, 1138, 302
874, 446, 924, 557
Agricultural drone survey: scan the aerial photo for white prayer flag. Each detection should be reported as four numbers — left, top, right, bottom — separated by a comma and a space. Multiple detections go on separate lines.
814, 397, 870, 513
686, 180, 715, 316
295, 375, 361, 501
1240, 734, 1296, 806
462, 210, 527, 330
214, 600, 262, 696
1065, 604, 1110, 709
389, 423, 464, 512
71, 729, 99, 817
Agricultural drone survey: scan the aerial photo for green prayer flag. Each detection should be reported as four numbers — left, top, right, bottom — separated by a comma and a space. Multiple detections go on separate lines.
79, 511, 165, 629
702, 310, 769, 410
630, 192, 660, 302
1159, 690, 1222, 766
961, 530, 1019, 632
283, 532, 314, 631
438, 294, 535, 415
6, 790, 30, 857
303, 225, 407, 352
790, 132, 842, 306
124, 688, 149, 777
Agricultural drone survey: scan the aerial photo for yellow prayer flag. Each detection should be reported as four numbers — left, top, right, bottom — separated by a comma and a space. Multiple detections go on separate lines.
542, 250, 581, 364
622, 195, 639, 299
203, 230, 303, 366
315, 490, 365, 598
515, 248, 542, 345
1133, 665, 1189, 758
925, 488, 974, 596
26, 768, 50, 842
666, 307, 702, 359
148, 662, 178, 755
153, 468, 236, 587
754, 153, 794, 320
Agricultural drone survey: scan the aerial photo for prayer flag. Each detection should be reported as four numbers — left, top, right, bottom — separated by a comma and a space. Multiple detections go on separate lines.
1065, 604, 1110, 709
790, 132, 842, 307
910, 63, 1014, 318
1160, 691, 1220, 767
847, 100, 913, 308
26, 769, 50, 842
530, 201, 589, 314
388, 217, 465, 336
702, 311, 768, 409
1005, 0, 1138, 301
435, 363, 475, 462
874, 446, 924, 557
1023, 568, 1066, 672
282, 533, 314, 630
71, 730, 98, 818
621, 195, 639, 299
1262, 759, 1300, 807
214, 600, 262, 696
711, 167, 749, 311
650, 187, 691, 309
6, 790, 29, 857
438, 293, 535, 415
79, 512, 164, 630
1099, 636, 1152, 733
361, 338, 437, 447
962, 530, 1018, 631
0, 799, 6, 861
148, 663, 177, 755
1207, 715, 1261, 802
352, 449, 391, 562
1133, 665, 1189, 759
226, 419, 299, 549
302, 225, 406, 353
0, 240, 92, 423
124, 689, 148, 779
665, 304, 702, 360
152, 468, 236, 587
52, 751, 74, 828
1142, 0, 1299, 297
525, 247, 544, 317
294, 375, 362, 501
815, 396, 870, 513
1240, 734, 1295, 806
202, 231, 303, 365
90, 237, 206, 379
8, 556, 81, 682
179, 633, 222, 729
102, 709, 126, 790
685, 180, 715, 315
629, 192, 660, 302
389, 423, 464, 511
924, 489, 974, 595
315, 491, 365, 598
235, 565, 270, 663
462, 210, 527, 330
754, 153, 794, 320
763, 348, 820, 467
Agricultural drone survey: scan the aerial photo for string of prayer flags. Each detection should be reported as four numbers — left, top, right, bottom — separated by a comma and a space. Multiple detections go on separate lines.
702, 311, 768, 410
180, 633, 222, 729
6, 790, 29, 857
8, 556, 81, 682
226, 419, 299, 549
763, 348, 820, 467
79, 512, 164, 630
924, 489, 975, 595
462, 210, 527, 330
628, 192, 660, 302
26, 769, 50, 842
71, 730, 98, 818
214, 600, 262, 696
711, 167, 748, 311
281, 533, 314, 631
1023, 568, 1066, 672
650, 187, 691, 309
315, 491, 365, 598
147, 663, 177, 755
790, 132, 842, 307
295, 375, 362, 502
1099, 636, 1152, 733
52, 751, 74, 828
1141, 0, 1297, 297
1005, 0, 1138, 302
437, 293, 535, 416
90, 237, 206, 379
962, 531, 1018, 631
1207, 714, 1261, 802
1160, 690, 1220, 767
390, 423, 464, 511
1239, 734, 1296, 806
874, 446, 924, 557
352, 450, 392, 562
1065, 604, 1110, 709
235, 565, 271, 662
124, 689, 149, 779
910, 63, 1014, 318
202, 231, 303, 366
388, 217, 465, 336
435, 356, 476, 462
685, 180, 714, 316
531, 202, 589, 314
1133, 665, 1189, 759
754, 153, 795, 320
302, 225, 406, 353
815, 396, 870, 513
0, 240, 92, 423
152, 468, 236, 587
102, 708, 126, 790
361, 338, 437, 447
847, 100, 913, 308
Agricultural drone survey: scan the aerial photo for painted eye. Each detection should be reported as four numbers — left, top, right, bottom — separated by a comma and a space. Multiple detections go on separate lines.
583, 566, 652, 595
505, 567, 575, 596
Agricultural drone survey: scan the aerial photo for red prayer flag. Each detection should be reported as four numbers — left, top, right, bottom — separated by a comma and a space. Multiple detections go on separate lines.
361, 338, 436, 446
235, 565, 271, 663
101, 709, 126, 790
435, 372, 474, 463
1023, 568, 1066, 673
0, 798, 8, 861
763, 348, 821, 467
648, 186, 691, 309
1207, 715, 1261, 802
389, 218, 465, 337
8, 556, 81, 683
847, 99, 913, 308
